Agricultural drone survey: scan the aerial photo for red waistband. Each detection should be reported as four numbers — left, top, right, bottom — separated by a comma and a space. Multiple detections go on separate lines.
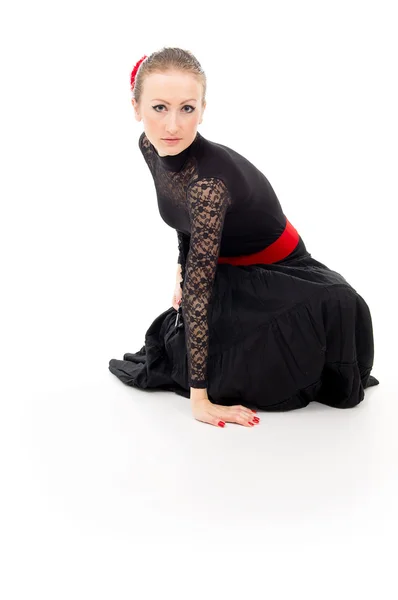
217, 217, 299, 266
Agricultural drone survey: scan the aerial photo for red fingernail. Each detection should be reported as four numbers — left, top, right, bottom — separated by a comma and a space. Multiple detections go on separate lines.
218, 421, 225, 427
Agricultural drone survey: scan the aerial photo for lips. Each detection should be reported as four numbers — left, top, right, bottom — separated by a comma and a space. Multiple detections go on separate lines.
163, 138, 181, 140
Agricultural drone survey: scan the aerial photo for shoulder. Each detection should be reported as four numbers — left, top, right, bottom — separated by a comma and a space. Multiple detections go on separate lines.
198, 132, 250, 168
194, 133, 254, 193
186, 177, 232, 212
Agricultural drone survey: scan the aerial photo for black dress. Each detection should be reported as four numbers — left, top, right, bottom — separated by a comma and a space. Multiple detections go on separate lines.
108, 131, 379, 410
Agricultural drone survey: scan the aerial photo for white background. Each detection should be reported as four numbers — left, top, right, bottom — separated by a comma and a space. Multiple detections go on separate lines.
1, 0, 397, 598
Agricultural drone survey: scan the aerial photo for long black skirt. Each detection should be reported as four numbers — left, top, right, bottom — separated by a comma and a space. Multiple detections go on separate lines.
109, 243, 379, 411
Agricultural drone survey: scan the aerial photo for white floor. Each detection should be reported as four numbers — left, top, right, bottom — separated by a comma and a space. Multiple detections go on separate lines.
2, 343, 395, 599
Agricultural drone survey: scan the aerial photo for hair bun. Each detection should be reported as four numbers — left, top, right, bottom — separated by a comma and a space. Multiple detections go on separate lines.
130, 55, 148, 91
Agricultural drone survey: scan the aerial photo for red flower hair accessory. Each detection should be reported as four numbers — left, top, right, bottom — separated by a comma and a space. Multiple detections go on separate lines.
130, 55, 148, 92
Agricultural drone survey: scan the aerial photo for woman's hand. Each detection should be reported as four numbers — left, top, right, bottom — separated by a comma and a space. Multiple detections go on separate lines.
172, 281, 182, 310
191, 397, 259, 428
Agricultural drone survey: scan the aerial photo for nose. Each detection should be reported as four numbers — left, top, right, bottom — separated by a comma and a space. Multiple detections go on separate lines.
166, 111, 180, 134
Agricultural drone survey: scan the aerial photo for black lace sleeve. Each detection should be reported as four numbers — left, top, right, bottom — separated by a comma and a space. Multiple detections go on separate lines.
181, 177, 232, 388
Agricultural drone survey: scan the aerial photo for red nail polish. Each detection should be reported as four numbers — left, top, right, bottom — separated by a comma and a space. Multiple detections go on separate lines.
218, 421, 225, 427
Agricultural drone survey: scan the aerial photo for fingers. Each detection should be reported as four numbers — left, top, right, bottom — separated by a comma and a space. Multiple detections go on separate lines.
209, 404, 259, 428
235, 404, 257, 421
172, 296, 181, 310
172, 294, 182, 311
235, 409, 256, 427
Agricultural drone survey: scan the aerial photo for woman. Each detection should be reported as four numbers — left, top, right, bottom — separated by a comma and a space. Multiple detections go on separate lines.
109, 46, 379, 428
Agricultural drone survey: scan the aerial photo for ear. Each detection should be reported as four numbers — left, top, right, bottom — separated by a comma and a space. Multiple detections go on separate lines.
199, 101, 206, 124
131, 98, 141, 121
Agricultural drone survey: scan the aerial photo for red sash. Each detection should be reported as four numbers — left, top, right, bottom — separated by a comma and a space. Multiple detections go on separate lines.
217, 217, 299, 266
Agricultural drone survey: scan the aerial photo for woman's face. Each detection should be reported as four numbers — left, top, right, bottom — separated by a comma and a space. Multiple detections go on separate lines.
131, 70, 205, 157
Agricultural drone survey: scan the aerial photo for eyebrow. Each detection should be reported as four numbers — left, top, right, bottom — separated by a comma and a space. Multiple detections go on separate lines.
150, 98, 197, 105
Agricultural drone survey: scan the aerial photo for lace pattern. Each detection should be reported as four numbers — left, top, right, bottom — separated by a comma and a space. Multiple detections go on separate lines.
182, 178, 232, 388
138, 132, 232, 388
139, 133, 197, 210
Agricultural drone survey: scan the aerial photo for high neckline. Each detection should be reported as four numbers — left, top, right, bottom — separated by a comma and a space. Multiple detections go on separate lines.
150, 132, 201, 172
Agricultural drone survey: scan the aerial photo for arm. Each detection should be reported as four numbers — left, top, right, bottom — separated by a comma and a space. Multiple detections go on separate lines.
181, 177, 231, 396
176, 264, 183, 284
176, 229, 190, 285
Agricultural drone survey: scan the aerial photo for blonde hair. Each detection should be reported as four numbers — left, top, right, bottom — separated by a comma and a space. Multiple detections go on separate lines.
131, 46, 206, 106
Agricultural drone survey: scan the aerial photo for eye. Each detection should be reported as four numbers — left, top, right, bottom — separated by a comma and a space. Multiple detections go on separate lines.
152, 105, 196, 113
